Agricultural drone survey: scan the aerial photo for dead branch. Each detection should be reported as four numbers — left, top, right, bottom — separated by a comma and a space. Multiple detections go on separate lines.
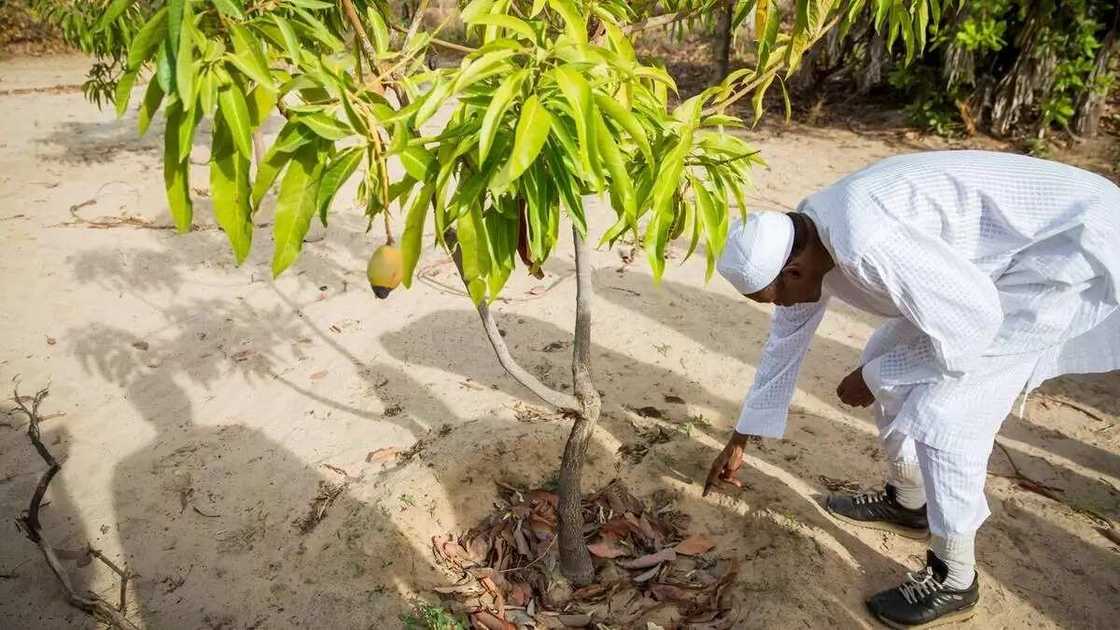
53, 203, 270, 231
11, 386, 140, 630
443, 229, 580, 413
1036, 394, 1111, 424
993, 439, 1064, 499
992, 439, 1115, 529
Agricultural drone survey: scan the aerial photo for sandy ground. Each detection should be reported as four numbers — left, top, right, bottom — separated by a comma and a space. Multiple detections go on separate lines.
1, 55, 1118, 629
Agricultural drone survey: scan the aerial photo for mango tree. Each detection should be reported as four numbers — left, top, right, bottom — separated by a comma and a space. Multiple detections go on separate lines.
76, 0, 940, 587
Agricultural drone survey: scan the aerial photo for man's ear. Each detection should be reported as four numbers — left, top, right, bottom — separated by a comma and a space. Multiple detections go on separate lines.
781, 261, 803, 281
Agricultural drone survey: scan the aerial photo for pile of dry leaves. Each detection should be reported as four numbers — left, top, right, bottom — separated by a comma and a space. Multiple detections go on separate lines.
431, 480, 737, 629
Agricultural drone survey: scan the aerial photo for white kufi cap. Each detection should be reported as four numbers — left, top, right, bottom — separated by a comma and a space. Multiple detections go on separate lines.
717, 211, 795, 294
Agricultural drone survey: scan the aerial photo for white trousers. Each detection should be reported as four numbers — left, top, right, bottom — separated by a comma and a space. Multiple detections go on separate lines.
862, 321, 1011, 565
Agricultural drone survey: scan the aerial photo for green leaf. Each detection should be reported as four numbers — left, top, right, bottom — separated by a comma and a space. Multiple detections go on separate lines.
175, 8, 194, 105
544, 143, 586, 236
167, 0, 184, 60
479, 68, 527, 164
593, 114, 634, 221
874, 0, 891, 30
601, 19, 635, 62
162, 101, 192, 232
456, 206, 492, 304
127, 7, 168, 70
415, 77, 453, 127
212, 0, 245, 19
287, 0, 332, 9
683, 198, 700, 261
218, 83, 254, 159
467, 15, 536, 42
198, 69, 218, 116
290, 6, 345, 51
552, 65, 598, 182
271, 14, 302, 63
548, 0, 587, 45
156, 39, 174, 94
529, 0, 547, 17
251, 148, 294, 209
452, 48, 519, 94
779, 76, 792, 123
400, 183, 436, 288
270, 120, 318, 154
460, 0, 495, 23
916, 0, 929, 51
752, 74, 776, 124
645, 98, 701, 281
367, 7, 390, 54
137, 77, 164, 136
176, 102, 202, 163
691, 176, 726, 280
210, 110, 254, 264
317, 146, 363, 226
114, 70, 138, 118
594, 94, 652, 165
496, 95, 552, 186
484, 211, 516, 297
228, 23, 275, 89
96, 0, 132, 31
340, 90, 369, 137
756, 0, 781, 73
247, 85, 277, 129
401, 145, 435, 181
298, 112, 351, 140
271, 142, 325, 277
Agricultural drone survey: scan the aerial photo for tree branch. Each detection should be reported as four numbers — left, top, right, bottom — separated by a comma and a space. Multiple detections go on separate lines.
703, 14, 844, 116
340, 0, 378, 68
404, 0, 432, 47
340, 0, 382, 91
570, 228, 599, 415
556, 227, 603, 585
442, 230, 580, 413
621, 2, 726, 35
11, 386, 141, 630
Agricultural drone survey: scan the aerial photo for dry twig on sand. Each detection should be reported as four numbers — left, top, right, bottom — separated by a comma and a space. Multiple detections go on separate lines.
11, 386, 140, 630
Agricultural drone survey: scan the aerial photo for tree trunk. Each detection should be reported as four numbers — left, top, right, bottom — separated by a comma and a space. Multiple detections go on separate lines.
859, 27, 888, 94
556, 227, 602, 586
715, 0, 734, 80
1073, 5, 1118, 137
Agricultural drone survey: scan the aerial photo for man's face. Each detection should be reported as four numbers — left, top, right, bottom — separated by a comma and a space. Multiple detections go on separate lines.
745, 266, 824, 307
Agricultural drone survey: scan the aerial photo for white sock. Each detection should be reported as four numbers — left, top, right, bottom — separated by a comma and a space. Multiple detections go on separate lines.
931, 535, 976, 590
888, 460, 926, 509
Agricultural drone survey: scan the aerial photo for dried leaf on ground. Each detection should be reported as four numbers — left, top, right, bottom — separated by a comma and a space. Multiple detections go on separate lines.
588, 538, 630, 559
674, 534, 716, 556
431, 482, 735, 626
618, 548, 676, 569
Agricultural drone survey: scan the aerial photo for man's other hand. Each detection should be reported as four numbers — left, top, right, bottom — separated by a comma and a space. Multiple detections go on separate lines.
703, 432, 749, 496
837, 366, 874, 407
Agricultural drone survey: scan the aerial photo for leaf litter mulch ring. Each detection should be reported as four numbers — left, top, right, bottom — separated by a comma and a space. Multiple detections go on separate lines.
431, 480, 738, 629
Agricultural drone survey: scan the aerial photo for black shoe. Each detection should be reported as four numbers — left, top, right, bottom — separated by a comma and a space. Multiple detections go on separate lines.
826, 485, 929, 539
867, 550, 979, 628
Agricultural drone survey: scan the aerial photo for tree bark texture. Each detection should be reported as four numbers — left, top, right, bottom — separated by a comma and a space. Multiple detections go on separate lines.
1073, 5, 1118, 137
556, 227, 602, 586
715, 1, 733, 80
